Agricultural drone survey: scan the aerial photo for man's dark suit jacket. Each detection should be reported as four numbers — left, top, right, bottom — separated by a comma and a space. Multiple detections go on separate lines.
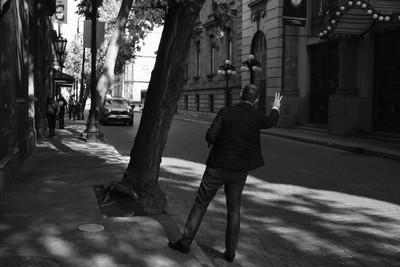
205, 102, 280, 172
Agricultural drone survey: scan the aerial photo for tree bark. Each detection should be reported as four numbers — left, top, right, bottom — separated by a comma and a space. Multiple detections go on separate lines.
122, 0, 206, 215
96, 0, 135, 109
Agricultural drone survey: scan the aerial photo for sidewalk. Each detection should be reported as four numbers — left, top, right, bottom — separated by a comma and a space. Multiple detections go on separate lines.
0, 120, 213, 267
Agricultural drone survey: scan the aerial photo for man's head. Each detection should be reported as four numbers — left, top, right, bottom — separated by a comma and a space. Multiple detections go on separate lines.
240, 84, 259, 104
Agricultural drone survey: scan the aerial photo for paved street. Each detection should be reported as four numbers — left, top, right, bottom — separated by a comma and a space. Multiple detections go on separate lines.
100, 112, 400, 267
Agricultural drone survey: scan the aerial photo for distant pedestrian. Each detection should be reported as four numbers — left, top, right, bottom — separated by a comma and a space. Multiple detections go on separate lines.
68, 95, 76, 120
46, 93, 59, 138
168, 84, 283, 262
57, 94, 67, 129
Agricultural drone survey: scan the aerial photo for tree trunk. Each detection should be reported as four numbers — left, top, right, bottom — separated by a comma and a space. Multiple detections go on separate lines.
96, 0, 135, 109
122, 1, 206, 215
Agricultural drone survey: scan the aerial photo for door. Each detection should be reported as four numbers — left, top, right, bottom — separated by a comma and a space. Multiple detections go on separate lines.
309, 41, 339, 124
373, 30, 400, 133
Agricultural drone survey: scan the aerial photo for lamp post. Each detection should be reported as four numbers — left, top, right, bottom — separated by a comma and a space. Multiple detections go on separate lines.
240, 54, 261, 83
52, 33, 67, 97
85, 0, 102, 142
218, 59, 236, 107
77, 17, 86, 120
53, 33, 67, 72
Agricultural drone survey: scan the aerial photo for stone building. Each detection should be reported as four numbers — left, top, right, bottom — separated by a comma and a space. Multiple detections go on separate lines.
0, 0, 55, 195
178, 0, 400, 139
111, 26, 163, 108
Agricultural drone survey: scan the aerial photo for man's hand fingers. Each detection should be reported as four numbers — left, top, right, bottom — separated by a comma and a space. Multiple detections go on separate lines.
275, 92, 283, 102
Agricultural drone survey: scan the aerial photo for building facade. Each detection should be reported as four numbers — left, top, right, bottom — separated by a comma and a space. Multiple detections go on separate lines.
0, 0, 55, 195
111, 26, 163, 108
178, 0, 400, 139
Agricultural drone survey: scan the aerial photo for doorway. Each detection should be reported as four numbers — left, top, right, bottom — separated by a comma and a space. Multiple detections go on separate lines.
309, 41, 339, 124
373, 30, 400, 133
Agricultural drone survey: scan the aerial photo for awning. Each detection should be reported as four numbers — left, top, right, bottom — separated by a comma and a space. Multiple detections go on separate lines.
53, 68, 74, 86
318, 1, 400, 39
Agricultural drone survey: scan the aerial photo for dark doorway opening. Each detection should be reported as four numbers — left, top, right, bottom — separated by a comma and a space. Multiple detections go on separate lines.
373, 30, 400, 134
309, 41, 339, 124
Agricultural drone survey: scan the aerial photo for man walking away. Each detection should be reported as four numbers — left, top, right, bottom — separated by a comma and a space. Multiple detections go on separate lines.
168, 84, 283, 262
68, 95, 75, 120
57, 94, 67, 129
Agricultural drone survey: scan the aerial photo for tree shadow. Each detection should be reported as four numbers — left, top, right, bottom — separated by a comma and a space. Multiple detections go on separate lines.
0, 124, 205, 267
158, 164, 400, 266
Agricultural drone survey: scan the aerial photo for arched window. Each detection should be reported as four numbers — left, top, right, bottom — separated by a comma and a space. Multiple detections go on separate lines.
253, 31, 266, 52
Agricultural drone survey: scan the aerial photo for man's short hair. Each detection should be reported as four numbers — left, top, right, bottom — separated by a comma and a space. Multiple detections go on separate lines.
241, 84, 259, 103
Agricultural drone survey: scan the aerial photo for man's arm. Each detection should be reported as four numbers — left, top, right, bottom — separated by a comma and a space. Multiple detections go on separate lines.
260, 92, 283, 129
206, 109, 224, 146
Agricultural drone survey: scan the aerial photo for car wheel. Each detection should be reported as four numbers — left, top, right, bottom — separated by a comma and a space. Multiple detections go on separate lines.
128, 121, 133, 126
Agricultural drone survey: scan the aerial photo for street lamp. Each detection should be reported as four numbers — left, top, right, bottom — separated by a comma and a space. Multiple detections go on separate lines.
218, 59, 236, 106
85, 0, 102, 142
240, 54, 261, 83
53, 34, 67, 71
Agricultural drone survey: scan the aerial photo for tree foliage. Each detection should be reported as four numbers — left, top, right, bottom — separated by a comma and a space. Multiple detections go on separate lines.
74, 0, 166, 75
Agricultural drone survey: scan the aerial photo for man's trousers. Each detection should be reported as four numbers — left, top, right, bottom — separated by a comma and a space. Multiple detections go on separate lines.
180, 166, 247, 254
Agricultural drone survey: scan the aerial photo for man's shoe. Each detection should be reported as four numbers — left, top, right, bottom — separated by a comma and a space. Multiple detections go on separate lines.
167, 240, 189, 254
223, 251, 236, 262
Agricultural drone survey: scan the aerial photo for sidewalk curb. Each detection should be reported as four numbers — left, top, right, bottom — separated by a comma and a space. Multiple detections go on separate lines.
262, 131, 400, 161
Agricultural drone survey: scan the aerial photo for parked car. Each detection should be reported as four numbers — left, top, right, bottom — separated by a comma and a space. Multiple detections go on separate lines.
99, 98, 134, 126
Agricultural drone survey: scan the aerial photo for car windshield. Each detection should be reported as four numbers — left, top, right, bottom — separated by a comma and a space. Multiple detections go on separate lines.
104, 99, 129, 109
